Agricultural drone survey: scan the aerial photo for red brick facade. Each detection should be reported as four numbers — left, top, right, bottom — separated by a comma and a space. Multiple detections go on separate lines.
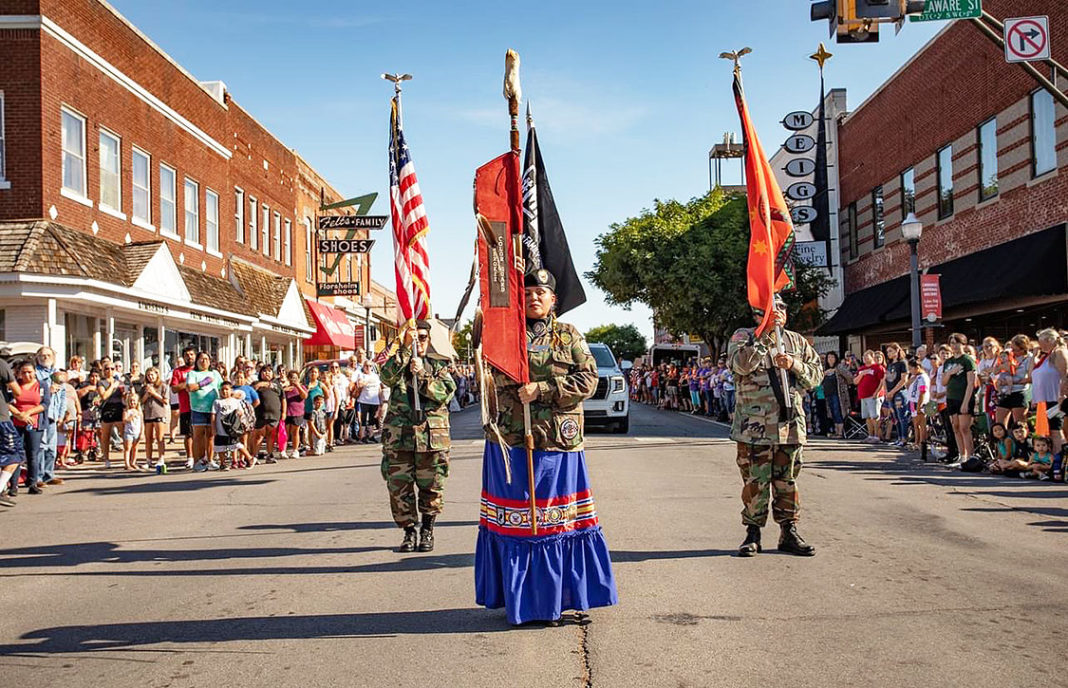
836, 0, 1068, 295
0, 0, 366, 297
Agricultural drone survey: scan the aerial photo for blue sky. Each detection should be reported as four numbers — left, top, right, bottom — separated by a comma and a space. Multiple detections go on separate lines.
109, 0, 943, 341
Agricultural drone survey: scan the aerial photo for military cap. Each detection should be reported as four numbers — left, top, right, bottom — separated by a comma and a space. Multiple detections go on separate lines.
415, 319, 433, 332
773, 294, 787, 310
524, 268, 556, 291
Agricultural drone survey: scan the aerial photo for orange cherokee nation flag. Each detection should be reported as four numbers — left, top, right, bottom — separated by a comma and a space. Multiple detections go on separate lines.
733, 70, 796, 337
475, 152, 529, 385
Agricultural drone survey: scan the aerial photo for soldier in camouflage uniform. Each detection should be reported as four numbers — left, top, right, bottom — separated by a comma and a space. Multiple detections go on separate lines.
380, 320, 457, 553
728, 294, 823, 557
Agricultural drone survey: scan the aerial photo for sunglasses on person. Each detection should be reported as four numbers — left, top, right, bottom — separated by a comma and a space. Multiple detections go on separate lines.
417, 334, 429, 342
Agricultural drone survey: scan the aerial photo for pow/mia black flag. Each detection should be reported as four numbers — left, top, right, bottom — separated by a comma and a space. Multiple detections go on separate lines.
522, 113, 587, 316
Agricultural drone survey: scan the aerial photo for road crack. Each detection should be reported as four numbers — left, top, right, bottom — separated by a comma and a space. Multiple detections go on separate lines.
577, 614, 592, 688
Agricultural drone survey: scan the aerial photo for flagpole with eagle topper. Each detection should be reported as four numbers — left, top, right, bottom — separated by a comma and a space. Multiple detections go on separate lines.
723, 49, 797, 406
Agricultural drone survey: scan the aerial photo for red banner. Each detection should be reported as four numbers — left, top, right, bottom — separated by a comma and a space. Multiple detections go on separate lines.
475, 152, 529, 384
921, 274, 942, 321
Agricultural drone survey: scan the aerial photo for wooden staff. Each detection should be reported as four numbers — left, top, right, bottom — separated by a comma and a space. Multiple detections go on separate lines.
504, 49, 537, 534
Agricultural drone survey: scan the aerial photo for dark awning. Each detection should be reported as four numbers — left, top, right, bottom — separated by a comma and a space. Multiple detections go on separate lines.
818, 224, 1067, 336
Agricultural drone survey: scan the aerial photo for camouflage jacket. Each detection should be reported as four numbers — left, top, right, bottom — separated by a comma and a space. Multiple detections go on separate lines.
489, 320, 597, 452
728, 326, 823, 446
381, 345, 456, 452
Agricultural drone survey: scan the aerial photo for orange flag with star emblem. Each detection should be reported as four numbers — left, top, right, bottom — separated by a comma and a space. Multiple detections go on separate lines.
733, 68, 796, 337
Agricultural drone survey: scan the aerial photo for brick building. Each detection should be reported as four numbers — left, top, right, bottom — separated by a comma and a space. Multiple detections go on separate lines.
818, 0, 1068, 349
0, 0, 392, 370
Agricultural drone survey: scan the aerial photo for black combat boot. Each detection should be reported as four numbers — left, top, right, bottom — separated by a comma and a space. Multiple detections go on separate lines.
417, 514, 436, 552
738, 525, 762, 557
398, 525, 418, 553
778, 523, 816, 556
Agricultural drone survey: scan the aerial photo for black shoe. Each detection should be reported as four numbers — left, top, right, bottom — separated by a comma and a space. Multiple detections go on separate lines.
418, 515, 436, 552
778, 523, 816, 556
738, 525, 762, 557
398, 526, 418, 553
28, 485, 43, 495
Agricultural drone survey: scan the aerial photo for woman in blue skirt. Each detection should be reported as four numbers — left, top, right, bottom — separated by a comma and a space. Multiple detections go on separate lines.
475, 268, 618, 625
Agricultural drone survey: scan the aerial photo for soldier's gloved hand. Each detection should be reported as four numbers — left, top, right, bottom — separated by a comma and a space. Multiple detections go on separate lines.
518, 383, 540, 404
773, 353, 795, 371
409, 357, 424, 375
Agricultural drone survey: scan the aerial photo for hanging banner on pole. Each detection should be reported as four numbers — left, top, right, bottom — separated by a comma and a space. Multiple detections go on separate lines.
921, 274, 942, 322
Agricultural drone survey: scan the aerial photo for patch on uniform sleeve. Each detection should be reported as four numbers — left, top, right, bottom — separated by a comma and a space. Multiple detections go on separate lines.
559, 331, 573, 346
560, 418, 580, 441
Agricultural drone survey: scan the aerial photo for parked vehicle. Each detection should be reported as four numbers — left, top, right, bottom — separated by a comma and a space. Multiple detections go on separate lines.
584, 342, 630, 433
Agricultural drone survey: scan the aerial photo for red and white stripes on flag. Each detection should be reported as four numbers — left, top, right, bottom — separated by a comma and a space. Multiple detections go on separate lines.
389, 97, 431, 324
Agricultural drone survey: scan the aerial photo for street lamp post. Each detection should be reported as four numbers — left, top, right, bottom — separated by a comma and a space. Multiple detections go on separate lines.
361, 293, 375, 354
901, 212, 923, 350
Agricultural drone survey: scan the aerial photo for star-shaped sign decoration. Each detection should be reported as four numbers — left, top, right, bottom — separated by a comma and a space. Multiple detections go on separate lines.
810, 42, 833, 70
753, 240, 768, 255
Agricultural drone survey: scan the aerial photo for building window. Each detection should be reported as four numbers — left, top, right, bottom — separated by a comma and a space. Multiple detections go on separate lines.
159, 164, 177, 236
61, 108, 87, 197
234, 188, 245, 243
937, 144, 953, 219
1032, 89, 1057, 178
848, 202, 858, 260
131, 148, 151, 226
184, 177, 200, 245
273, 212, 281, 261
98, 129, 121, 212
871, 186, 884, 249
261, 204, 270, 256
977, 118, 999, 201
304, 217, 313, 281
284, 219, 292, 266
900, 167, 915, 219
205, 189, 219, 253
249, 196, 258, 250
0, 92, 7, 184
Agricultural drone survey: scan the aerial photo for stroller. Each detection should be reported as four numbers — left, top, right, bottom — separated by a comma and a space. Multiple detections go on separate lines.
843, 411, 868, 440
74, 406, 101, 463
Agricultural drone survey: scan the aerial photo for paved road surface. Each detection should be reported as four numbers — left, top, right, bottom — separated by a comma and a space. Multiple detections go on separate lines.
1, 403, 1066, 687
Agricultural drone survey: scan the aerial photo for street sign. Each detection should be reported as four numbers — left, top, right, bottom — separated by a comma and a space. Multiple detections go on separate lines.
782, 111, 815, 131
786, 181, 817, 201
317, 282, 361, 297
783, 134, 816, 154
318, 238, 375, 254
784, 158, 816, 177
910, 0, 981, 22
795, 241, 828, 268
790, 206, 818, 225
921, 274, 942, 321
317, 215, 388, 230
1004, 16, 1050, 63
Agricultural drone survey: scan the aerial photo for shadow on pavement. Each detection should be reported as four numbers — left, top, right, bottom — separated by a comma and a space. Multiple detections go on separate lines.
1, 608, 519, 654
0, 542, 393, 568
239, 520, 479, 533
67, 477, 276, 496
611, 549, 735, 562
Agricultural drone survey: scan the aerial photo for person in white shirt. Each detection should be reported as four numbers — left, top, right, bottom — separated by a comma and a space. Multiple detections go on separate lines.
356, 361, 382, 443
906, 358, 931, 449
329, 362, 352, 445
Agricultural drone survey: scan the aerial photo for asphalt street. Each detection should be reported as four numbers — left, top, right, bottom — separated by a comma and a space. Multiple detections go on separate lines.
1, 403, 1067, 687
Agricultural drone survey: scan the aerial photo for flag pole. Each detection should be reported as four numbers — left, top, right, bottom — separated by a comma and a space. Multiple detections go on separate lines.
382, 72, 421, 414
504, 49, 537, 535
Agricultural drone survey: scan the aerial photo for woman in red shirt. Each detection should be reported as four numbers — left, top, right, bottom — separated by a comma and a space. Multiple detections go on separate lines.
11, 361, 46, 495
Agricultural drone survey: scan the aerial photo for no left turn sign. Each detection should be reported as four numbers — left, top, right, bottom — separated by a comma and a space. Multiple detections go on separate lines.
1004, 16, 1050, 63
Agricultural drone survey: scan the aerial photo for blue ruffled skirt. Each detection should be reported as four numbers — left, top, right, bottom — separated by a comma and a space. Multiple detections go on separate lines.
474, 442, 618, 624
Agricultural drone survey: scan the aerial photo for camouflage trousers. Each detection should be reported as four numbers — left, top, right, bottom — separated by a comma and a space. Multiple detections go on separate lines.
736, 443, 803, 527
381, 450, 449, 528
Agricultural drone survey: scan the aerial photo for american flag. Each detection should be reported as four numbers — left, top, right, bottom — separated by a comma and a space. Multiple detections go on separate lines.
389, 98, 431, 324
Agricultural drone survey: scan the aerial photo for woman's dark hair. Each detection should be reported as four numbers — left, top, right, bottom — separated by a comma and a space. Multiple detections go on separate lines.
14, 359, 33, 372
907, 357, 922, 370
825, 351, 839, 367
990, 422, 1007, 439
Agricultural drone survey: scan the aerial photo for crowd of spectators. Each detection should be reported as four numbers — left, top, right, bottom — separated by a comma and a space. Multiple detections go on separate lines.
626, 329, 1068, 483
0, 345, 480, 509
628, 357, 736, 422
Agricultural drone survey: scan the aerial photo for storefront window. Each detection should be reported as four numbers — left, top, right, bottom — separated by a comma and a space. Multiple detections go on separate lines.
143, 327, 161, 375
65, 313, 96, 362
112, 322, 139, 370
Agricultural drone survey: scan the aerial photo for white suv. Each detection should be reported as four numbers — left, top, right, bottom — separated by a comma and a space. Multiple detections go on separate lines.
583, 343, 630, 433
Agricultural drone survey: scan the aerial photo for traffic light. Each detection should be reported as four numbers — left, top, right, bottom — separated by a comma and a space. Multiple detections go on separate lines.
811, 1, 926, 43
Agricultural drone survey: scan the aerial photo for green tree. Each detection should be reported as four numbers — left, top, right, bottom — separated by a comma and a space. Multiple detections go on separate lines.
585, 323, 647, 362
586, 189, 834, 357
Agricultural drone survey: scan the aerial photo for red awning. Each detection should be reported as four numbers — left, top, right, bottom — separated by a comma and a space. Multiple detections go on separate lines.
304, 299, 356, 348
